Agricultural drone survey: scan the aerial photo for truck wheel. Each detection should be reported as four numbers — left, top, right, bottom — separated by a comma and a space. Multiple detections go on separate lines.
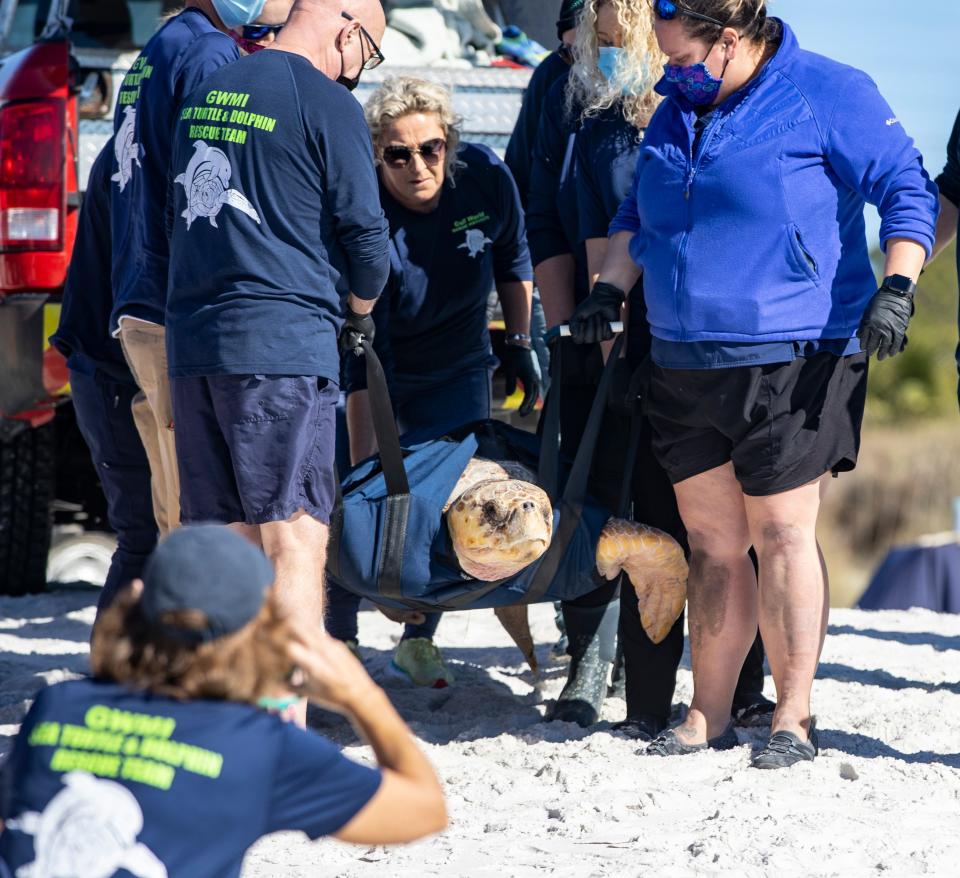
0, 424, 54, 596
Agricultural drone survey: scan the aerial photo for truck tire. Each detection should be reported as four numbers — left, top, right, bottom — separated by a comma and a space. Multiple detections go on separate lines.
0, 424, 54, 596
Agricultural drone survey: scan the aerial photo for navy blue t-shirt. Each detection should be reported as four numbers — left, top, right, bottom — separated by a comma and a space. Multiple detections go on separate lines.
575, 108, 650, 361
166, 49, 390, 380
110, 7, 239, 330
0, 679, 381, 877
50, 138, 134, 385
344, 143, 532, 400
526, 74, 589, 303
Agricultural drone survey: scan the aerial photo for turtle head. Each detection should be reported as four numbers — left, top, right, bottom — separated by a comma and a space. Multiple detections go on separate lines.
446, 479, 553, 581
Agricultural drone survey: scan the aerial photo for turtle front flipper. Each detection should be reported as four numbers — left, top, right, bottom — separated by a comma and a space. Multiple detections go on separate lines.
494, 604, 538, 675
596, 518, 687, 644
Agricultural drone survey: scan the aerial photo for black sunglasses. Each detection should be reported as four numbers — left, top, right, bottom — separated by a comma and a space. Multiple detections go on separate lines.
241, 23, 284, 40
381, 139, 446, 169
651, 0, 725, 28
341, 11, 385, 71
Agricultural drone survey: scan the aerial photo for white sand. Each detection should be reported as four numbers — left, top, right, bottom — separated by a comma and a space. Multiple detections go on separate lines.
2, 589, 959, 877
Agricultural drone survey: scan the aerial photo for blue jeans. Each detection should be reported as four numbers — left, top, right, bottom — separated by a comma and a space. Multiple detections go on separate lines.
70, 369, 157, 614
327, 367, 492, 643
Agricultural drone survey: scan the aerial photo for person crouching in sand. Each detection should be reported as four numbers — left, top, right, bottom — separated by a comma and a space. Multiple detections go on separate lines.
0, 526, 446, 875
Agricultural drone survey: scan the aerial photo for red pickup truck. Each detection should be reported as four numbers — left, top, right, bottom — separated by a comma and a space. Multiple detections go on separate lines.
0, 0, 186, 595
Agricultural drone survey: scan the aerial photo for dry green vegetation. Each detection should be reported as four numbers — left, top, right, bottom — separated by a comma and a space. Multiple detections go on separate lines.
822, 240, 959, 606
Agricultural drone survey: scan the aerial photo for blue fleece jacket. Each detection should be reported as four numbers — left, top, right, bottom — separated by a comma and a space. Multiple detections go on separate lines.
610, 21, 939, 345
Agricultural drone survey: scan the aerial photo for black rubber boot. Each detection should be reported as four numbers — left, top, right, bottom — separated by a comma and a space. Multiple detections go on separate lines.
549, 601, 619, 727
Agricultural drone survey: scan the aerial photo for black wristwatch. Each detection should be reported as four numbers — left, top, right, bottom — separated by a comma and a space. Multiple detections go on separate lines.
880, 274, 917, 296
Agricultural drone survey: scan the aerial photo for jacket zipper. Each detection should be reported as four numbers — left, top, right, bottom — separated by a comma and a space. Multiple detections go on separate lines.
674, 113, 724, 339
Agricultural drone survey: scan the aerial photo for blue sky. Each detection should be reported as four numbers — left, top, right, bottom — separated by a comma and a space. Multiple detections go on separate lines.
772, 1, 959, 237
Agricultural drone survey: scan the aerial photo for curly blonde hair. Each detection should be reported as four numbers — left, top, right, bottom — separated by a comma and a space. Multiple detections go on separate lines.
565, 0, 665, 131
364, 75, 466, 185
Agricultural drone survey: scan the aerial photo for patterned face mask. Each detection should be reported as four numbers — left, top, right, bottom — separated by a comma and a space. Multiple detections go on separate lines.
661, 43, 729, 106
231, 32, 267, 54
661, 59, 723, 105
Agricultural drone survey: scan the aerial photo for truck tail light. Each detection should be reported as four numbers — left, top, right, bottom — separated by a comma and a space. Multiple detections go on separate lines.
0, 100, 64, 251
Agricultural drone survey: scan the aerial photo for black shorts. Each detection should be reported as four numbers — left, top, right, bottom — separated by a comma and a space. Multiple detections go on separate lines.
172, 374, 339, 526
646, 352, 868, 497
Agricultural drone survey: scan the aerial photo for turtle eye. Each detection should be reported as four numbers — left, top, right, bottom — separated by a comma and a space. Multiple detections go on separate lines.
482, 501, 499, 520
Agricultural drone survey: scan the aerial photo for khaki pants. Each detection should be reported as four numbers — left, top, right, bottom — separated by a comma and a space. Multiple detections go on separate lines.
118, 319, 180, 536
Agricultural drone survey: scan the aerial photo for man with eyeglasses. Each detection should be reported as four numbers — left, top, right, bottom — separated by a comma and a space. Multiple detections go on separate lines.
165, 0, 390, 725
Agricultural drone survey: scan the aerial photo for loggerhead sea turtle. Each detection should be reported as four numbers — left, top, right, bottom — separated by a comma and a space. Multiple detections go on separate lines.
441, 458, 688, 672
6, 771, 168, 878
174, 140, 260, 230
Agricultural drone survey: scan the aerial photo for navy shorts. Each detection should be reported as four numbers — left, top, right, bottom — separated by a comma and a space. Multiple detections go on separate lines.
172, 375, 339, 526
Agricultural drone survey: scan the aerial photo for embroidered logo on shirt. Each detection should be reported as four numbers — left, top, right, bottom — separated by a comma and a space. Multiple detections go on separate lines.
6, 771, 169, 878
174, 140, 261, 230
111, 106, 142, 193
457, 228, 493, 258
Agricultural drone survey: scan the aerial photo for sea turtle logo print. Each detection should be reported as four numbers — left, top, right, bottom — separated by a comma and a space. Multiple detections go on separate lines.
111, 106, 141, 192
174, 140, 261, 230
5, 771, 168, 878
458, 228, 493, 258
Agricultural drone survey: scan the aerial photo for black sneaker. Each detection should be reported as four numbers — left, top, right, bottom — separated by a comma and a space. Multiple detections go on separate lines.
733, 695, 776, 728
751, 720, 819, 769
612, 715, 666, 742
645, 722, 738, 757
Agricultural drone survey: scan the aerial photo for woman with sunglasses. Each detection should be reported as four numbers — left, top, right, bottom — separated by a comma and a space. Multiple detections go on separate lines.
334, 76, 539, 688
563, 0, 772, 740
572, 0, 938, 768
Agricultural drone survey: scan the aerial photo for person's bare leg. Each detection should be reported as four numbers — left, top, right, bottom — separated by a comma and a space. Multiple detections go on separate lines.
672, 463, 758, 744
743, 474, 830, 741
259, 509, 329, 624
259, 510, 328, 727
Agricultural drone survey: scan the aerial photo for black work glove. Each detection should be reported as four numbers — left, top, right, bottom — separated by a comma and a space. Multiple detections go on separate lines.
501, 343, 542, 417
338, 306, 375, 357
857, 284, 915, 361
569, 281, 626, 345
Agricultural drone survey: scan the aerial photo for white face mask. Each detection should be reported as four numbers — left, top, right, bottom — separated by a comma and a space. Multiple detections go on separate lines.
210, 0, 267, 29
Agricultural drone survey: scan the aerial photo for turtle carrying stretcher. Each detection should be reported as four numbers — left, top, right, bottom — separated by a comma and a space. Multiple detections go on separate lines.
327, 333, 687, 679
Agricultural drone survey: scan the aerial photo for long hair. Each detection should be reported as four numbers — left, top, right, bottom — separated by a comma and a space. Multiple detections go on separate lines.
364, 75, 466, 186
90, 586, 294, 704
565, 0, 665, 131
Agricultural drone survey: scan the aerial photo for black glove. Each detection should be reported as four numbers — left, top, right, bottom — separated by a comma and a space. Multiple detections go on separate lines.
501, 342, 542, 417
857, 282, 915, 361
569, 281, 626, 345
338, 306, 375, 357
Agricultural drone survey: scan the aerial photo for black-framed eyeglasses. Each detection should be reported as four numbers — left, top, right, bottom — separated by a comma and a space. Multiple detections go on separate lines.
557, 42, 574, 65
241, 23, 284, 40
381, 139, 447, 169
341, 11, 385, 71
651, 0, 725, 28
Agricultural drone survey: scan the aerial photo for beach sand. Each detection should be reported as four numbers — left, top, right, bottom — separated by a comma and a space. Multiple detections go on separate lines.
2, 590, 958, 877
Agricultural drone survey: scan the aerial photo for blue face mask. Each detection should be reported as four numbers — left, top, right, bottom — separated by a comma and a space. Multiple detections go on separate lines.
210, 0, 267, 29
596, 46, 624, 82
597, 46, 650, 97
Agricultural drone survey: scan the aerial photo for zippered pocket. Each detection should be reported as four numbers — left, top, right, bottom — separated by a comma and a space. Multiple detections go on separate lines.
788, 223, 819, 282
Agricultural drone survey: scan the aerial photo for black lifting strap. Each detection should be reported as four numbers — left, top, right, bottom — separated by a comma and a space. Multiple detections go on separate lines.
357, 338, 410, 600
520, 333, 625, 604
